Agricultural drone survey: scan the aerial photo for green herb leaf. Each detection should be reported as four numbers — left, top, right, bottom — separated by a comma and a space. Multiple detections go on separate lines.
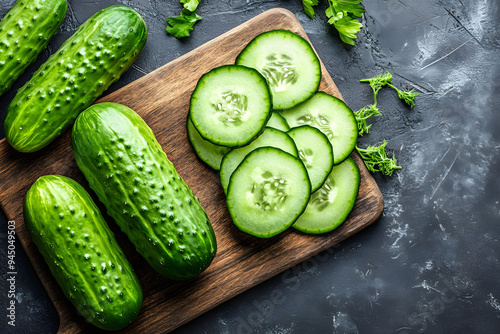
356, 141, 401, 176
360, 71, 393, 96
388, 83, 419, 108
325, 0, 365, 45
302, 0, 319, 18
181, 0, 201, 12
354, 104, 382, 136
166, 8, 202, 38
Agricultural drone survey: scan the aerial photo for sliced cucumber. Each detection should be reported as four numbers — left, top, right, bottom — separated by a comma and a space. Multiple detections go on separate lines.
236, 29, 321, 110
220, 127, 298, 194
266, 112, 290, 132
190, 65, 272, 147
287, 125, 334, 192
279, 92, 358, 165
293, 157, 360, 234
227, 147, 311, 238
186, 117, 230, 170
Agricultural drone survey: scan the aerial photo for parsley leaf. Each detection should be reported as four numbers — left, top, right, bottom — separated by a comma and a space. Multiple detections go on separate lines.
324, 0, 365, 45
302, 0, 320, 18
181, 0, 201, 12
166, 2, 202, 38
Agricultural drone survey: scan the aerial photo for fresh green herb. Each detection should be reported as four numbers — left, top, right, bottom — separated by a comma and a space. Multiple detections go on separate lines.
181, 0, 201, 12
326, 0, 365, 45
302, 0, 319, 18
388, 83, 419, 108
360, 71, 393, 98
356, 141, 402, 176
354, 104, 381, 136
302, 1, 365, 45
355, 71, 418, 136
166, 1, 202, 38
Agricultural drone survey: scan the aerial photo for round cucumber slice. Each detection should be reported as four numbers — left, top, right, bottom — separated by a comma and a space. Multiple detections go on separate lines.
227, 147, 311, 238
266, 112, 290, 132
287, 125, 334, 192
220, 127, 298, 194
279, 92, 358, 165
189, 65, 272, 147
293, 157, 360, 234
236, 29, 321, 110
186, 117, 230, 170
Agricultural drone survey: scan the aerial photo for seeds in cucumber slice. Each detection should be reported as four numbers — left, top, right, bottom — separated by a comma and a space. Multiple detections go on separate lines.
293, 157, 360, 234
287, 125, 334, 192
279, 92, 358, 165
236, 29, 321, 110
220, 127, 298, 194
186, 117, 230, 170
190, 65, 272, 147
227, 147, 311, 238
266, 112, 290, 132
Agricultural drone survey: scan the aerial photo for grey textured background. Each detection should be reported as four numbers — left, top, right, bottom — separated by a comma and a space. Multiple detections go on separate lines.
1, 0, 499, 333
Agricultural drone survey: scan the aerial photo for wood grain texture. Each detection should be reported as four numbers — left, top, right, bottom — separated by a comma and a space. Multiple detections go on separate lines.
0, 8, 384, 333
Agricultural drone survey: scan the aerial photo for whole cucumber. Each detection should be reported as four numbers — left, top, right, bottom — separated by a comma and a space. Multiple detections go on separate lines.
3, 5, 147, 153
72, 102, 218, 281
0, 0, 67, 96
24, 175, 143, 331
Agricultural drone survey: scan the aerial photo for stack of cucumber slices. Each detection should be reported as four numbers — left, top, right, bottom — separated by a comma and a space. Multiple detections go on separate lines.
187, 29, 360, 238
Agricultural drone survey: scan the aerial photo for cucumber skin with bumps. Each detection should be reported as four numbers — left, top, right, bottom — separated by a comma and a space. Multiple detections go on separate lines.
0, 0, 67, 96
3, 5, 147, 153
24, 175, 142, 331
72, 102, 217, 281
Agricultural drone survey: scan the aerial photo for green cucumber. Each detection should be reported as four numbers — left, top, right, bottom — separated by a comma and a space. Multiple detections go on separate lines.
72, 102, 217, 281
279, 92, 358, 165
0, 0, 67, 96
287, 125, 334, 192
266, 112, 290, 132
189, 65, 272, 147
4, 5, 147, 153
220, 127, 298, 194
186, 116, 230, 170
235, 29, 321, 110
227, 147, 311, 238
293, 157, 360, 234
24, 175, 142, 331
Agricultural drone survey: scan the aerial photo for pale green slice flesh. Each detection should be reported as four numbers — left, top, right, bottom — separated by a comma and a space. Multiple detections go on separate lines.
279, 92, 358, 165
293, 157, 360, 234
227, 147, 311, 238
287, 125, 334, 192
220, 127, 298, 194
187, 118, 230, 170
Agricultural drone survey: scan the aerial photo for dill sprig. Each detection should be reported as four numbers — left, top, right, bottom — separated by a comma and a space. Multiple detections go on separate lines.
355, 140, 402, 176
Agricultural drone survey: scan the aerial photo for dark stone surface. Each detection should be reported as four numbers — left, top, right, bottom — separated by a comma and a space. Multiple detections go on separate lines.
1, 0, 499, 333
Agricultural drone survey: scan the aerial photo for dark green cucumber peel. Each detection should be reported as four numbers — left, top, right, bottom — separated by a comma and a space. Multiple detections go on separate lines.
0, 0, 67, 96
4, 5, 147, 153
186, 116, 230, 170
72, 102, 217, 281
24, 175, 142, 331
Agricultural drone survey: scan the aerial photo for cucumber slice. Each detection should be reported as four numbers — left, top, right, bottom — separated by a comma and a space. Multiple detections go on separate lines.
186, 117, 230, 170
190, 65, 272, 147
293, 157, 360, 234
220, 128, 298, 194
227, 147, 311, 238
279, 92, 358, 165
236, 29, 321, 110
266, 112, 290, 132
287, 125, 334, 192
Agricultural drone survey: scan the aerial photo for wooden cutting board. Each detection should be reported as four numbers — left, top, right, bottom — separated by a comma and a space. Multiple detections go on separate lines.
0, 8, 383, 333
